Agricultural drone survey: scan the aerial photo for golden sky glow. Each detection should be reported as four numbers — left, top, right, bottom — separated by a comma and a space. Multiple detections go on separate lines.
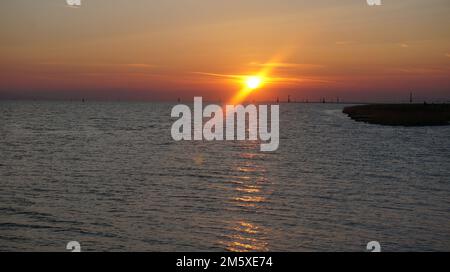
0, 0, 449, 102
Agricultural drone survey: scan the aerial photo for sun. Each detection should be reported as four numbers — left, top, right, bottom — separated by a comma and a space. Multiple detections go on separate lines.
245, 76, 263, 90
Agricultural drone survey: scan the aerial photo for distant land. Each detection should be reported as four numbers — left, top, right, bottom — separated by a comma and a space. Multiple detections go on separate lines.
343, 104, 450, 126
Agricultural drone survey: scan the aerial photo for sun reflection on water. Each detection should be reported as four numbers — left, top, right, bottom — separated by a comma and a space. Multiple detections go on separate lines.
222, 222, 269, 252
219, 151, 272, 252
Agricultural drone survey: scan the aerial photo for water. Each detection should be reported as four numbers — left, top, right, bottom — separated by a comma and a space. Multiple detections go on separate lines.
0, 101, 449, 252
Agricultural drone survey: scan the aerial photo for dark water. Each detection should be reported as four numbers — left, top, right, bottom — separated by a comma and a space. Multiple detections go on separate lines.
0, 101, 449, 252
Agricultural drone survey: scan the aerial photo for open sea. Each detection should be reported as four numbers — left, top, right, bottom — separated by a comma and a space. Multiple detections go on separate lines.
0, 101, 449, 252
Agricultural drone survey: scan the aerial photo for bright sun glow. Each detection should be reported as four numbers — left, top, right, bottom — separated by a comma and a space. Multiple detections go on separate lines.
245, 76, 263, 89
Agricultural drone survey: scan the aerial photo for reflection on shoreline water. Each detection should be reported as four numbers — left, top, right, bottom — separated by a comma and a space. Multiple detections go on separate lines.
220, 151, 271, 252
224, 221, 269, 252
1, 102, 449, 251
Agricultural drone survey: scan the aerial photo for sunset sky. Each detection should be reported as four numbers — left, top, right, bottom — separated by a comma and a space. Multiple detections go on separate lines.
1, 0, 449, 102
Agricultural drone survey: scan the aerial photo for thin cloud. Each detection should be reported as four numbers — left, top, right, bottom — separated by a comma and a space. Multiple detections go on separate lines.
192, 72, 330, 84
248, 62, 324, 69
191, 72, 244, 79
38, 62, 157, 69
390, 67, 449, 75
267, 76, 331, 84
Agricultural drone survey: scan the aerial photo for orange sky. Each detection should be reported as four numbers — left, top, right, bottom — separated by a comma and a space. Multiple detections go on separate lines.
0, 0, 449, 102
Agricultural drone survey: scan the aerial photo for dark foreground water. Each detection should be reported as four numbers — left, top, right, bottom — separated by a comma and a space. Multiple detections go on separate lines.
0, 101, 449, 252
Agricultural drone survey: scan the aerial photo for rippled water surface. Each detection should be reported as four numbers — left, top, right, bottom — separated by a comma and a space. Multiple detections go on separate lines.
1, 101, 449, 251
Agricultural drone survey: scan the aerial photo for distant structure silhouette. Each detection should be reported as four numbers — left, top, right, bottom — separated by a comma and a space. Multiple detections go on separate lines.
288, 95, 291, 103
